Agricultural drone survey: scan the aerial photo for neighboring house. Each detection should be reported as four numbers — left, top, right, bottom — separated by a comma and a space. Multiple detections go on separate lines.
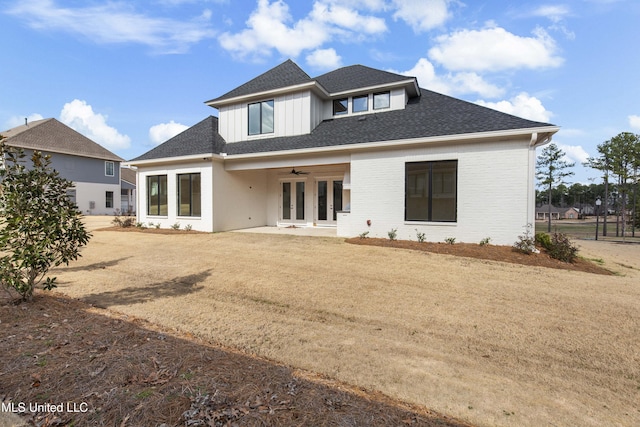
1, 118, 124, 215
120, 167, 137, 214
127, 60, 559, 244
535, 205, 579, 220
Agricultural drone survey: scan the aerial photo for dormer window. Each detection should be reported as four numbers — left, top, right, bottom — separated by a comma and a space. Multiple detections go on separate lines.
248, 100, 274, 135
333, 98, 348, 116
373, 92, 390, 110
353, 95, 368, 113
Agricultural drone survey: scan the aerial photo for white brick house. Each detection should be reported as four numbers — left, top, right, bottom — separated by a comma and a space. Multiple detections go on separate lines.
127, 60, 558, 244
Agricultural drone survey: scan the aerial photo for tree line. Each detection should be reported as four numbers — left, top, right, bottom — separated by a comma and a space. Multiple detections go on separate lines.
536, 132, 640, 236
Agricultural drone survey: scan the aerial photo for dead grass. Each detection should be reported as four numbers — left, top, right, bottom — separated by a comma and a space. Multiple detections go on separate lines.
2, 219, 640, 426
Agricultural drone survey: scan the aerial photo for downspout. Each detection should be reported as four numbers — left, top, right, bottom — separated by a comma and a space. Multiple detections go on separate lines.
529, 132, 554, 229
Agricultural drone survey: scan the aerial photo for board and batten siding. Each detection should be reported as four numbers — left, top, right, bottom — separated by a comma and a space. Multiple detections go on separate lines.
218, 90, 313, 143
348, 137, 534, 245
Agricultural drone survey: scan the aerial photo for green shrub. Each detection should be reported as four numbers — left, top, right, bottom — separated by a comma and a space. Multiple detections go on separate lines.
444, 237, 456, 245
535, 232, 552, 250
358, 231, 369, 239
388, 228, 398, 241
548, 232, 578, 263
513, 224, 536, 254
479, 237, 491, 246
415, 229, 426, 243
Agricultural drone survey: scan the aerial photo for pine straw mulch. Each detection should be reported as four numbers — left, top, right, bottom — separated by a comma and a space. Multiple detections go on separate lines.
345, 238, 614, 276
0, 293, 473, 427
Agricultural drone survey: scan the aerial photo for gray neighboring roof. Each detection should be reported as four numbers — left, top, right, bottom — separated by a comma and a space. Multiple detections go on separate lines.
224, 88, 554, 155
1, 118, 123, 162
313, 64, 416, 94
120, 167, 137, 186
207, 60, 312, 104
130, 116, 225, 162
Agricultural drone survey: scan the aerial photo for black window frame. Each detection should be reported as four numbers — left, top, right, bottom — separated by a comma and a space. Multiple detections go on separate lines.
373, 91, 390, 110
248, 99, 274, 136
352, 95, 368, 113
333, 98, 348, 116
105, 191, 114, 209
147, 175, 168, 216
177, 173, 201, 217
405, 160, 458, 222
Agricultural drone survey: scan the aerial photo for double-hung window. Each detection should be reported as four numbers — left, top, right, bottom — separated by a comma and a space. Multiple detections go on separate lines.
105, 161, 115, 177
177, 173, 201, 217
147, 175, 168, 216
105, 191, 114, 209
248, 100, 274, 135
405, 160, 457, 222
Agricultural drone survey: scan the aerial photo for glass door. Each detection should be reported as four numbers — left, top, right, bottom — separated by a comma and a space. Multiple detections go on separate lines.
316, 179, 343, 224
281, 181, 305, 222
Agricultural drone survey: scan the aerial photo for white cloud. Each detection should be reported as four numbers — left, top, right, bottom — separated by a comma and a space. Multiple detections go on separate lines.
392, 0, 451, 32
60, 100, 131, 150
306, 48, 342, 70
218, 0, 386, 60
428, 25, 564, 72
5, 113, 45, 129
475, 92, 553, 122
149, 121, 189, 145
558, 143, 590, 165
392, 58, 504, 98
629, 115, 640, 130
531, 5, 570, 23
7, 0, 216, 54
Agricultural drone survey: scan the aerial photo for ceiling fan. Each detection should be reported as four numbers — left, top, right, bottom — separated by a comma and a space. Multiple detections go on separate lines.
290, 168, 309, 175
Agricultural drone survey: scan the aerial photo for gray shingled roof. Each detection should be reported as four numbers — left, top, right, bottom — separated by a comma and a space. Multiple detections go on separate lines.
1, 118, 123, 161
131, 62, 556, 163
224, 88, 553, 155
207, 60, 312, 104
314, 64, 415, 94
130, 116, 225, 162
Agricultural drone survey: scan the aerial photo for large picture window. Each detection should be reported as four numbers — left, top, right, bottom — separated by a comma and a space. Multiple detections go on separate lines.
248, 100, 274, 135
147, 175, 168, 216
177, 173, 201, 217
405, 160, 457, 222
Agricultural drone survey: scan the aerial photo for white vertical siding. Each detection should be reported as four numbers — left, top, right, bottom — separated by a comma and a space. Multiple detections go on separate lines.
218, 90, 313, 144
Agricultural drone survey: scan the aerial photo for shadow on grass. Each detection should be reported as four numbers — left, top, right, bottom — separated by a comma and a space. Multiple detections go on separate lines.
56, 257, 131, 272
0, 293, 473, 427
80, 269, 212, 308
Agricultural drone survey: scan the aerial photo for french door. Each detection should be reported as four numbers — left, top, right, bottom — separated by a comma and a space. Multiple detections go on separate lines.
316, 179, 343, 225
281, 181, 306, 222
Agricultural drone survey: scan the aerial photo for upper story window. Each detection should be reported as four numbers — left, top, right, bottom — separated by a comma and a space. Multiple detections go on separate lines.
248, 100, 274, 135
333, 98, 348, 116
353, 95, 368, 113
373, 92, 390, 110
105, 161, 115, 177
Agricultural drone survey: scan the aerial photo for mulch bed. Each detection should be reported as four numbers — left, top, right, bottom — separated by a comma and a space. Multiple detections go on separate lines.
345, 238, 614, 276
1, 293, 473, 427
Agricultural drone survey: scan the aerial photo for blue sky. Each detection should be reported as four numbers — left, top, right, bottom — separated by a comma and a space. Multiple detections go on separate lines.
1, 0, 639, 183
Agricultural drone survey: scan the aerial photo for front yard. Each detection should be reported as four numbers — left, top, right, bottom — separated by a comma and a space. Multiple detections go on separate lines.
2, 223, 639, 426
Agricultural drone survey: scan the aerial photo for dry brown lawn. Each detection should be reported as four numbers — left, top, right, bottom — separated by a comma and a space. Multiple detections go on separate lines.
2, 217, 640, 426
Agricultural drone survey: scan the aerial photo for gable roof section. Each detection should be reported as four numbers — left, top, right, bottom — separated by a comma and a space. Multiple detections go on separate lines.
132, 88, 557, 163
224, 88, 555, 155
1, 118, 123, 162
313, 64, 416, 94
207, 60, 312, 104
130, 116, 225, 162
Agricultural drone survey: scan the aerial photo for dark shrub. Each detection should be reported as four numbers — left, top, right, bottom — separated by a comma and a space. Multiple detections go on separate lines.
548, 232, 578, 263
